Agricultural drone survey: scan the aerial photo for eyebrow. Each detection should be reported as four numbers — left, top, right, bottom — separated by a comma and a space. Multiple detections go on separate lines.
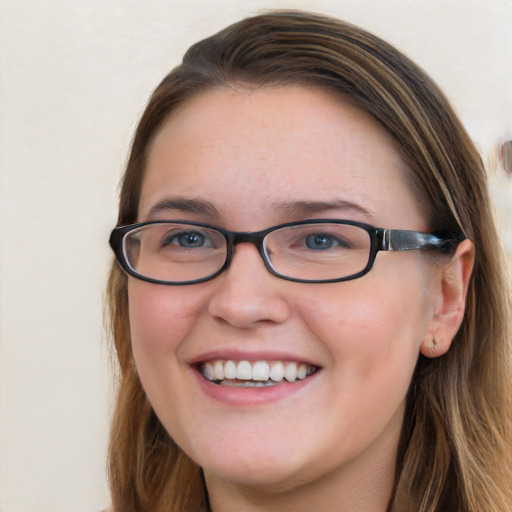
275, 200, 373, 219
145, 197, 373, 222
146, 198, 221, 220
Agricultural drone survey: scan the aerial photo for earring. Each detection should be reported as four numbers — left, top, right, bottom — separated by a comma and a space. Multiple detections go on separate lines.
425, 335, 439, 358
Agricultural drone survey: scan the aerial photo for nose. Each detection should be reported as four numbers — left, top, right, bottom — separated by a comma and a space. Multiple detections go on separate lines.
207, 243, 291, 329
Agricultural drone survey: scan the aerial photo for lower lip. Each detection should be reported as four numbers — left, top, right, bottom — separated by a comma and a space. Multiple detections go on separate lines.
192, 368, 319, 406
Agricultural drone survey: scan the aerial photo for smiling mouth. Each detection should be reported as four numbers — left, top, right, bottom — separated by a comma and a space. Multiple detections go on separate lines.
198, 360, 318, 387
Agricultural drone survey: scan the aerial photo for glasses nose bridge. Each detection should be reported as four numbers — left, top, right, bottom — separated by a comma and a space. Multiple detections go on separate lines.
226, 229, 269, 266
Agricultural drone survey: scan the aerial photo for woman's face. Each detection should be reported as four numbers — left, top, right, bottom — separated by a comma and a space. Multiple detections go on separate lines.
129, 87, 438, 500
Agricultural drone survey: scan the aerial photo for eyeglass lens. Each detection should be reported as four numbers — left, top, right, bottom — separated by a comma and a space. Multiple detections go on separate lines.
122, 222, 372, 283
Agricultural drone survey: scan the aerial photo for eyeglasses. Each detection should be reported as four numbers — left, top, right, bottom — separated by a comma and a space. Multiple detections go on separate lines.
109, 219, 465, 285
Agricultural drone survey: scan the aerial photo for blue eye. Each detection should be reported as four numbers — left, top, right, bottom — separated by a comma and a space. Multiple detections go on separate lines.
178, 232, 206, 248
163, 231, 210, 249
305, 233, 347, 250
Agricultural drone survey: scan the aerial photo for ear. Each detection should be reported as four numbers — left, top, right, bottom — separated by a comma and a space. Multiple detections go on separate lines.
420, 239, 474, 358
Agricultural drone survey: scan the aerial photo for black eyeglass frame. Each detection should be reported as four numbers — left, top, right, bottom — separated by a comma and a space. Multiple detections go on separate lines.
109, 219, 466, 285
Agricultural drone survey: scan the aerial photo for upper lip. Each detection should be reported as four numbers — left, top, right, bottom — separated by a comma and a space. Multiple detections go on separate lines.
187, 348, 321, 368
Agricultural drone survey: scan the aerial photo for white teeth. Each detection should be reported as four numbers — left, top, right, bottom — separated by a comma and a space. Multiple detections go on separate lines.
236, 360, 252, 380
270, 361, 284, 381
200, 359, 317, 385
224, 360, 237, 379
204, 362, 214, 381
284, 362, 298, 382
252, 361, 270, 381
214, 360, 224, 380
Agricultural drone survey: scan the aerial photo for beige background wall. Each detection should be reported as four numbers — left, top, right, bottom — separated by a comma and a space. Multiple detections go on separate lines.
1, 1, 510, 511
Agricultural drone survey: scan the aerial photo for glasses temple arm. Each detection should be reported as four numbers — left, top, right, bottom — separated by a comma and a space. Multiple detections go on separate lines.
381, 229, 465, 253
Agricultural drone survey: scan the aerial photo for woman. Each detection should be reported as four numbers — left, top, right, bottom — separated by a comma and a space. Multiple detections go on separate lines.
107, 11, 512, 511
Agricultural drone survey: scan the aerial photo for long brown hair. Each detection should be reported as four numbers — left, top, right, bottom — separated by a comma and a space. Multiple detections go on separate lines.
106, 11, 512, 511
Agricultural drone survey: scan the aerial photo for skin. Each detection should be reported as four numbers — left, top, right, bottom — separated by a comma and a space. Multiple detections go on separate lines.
128, 87, 473, 511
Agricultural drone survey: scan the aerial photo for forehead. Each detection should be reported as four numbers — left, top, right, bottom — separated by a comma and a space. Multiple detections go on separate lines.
140, 87, 425, 230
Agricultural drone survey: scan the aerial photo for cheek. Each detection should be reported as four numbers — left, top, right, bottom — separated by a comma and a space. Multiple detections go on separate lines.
127, 282, 206, 450
283, 267, 432, 467
298, 263, 431, 377
128, 281, 203, 363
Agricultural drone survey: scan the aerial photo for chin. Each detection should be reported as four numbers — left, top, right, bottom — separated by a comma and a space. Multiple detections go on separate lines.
200, 450, 306, 489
